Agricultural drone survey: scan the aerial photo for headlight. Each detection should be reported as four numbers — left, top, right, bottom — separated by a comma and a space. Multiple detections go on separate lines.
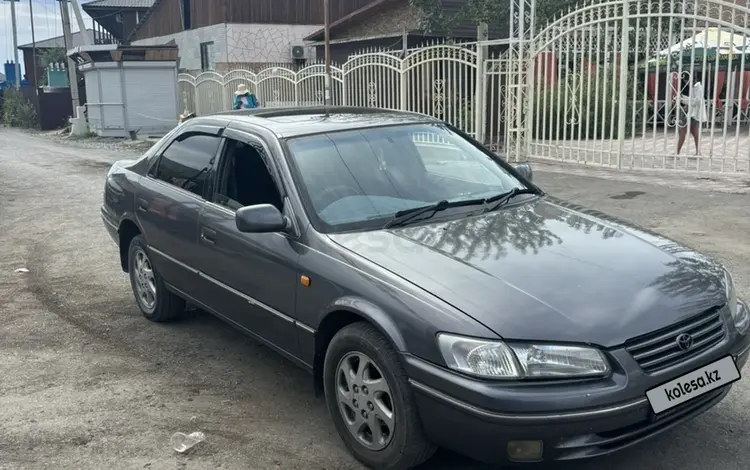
725, 269, 749, 335
437, 333, 610, 379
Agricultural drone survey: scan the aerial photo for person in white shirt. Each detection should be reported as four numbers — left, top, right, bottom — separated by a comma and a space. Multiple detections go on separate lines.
676, 72, 708, 155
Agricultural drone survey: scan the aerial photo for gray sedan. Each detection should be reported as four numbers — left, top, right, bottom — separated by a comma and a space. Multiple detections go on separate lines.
101, 107, 749, 469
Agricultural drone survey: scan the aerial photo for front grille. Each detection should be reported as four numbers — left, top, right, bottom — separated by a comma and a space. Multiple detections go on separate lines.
625, 306, 726, 373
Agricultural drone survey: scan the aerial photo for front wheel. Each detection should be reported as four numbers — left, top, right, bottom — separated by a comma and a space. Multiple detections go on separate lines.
323, 322, 435, 469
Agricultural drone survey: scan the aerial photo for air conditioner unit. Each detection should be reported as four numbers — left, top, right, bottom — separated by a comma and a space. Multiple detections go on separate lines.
290, 45, 306, 60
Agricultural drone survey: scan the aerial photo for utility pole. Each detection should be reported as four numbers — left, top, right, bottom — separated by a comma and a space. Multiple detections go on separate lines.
58, 0, 80, 108
29, 0, 38, 89
9, 0, 21, 87
29, 0, 40, 117
323, 0, 331, 109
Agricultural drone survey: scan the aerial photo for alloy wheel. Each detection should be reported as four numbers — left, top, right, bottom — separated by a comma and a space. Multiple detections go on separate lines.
335, 351, 396, 451
133, 248, 157, 311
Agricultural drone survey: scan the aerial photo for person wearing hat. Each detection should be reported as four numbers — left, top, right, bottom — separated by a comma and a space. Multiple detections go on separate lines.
233, 84, 259, 110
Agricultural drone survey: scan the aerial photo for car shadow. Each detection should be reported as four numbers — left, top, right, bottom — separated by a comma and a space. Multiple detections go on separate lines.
180, 309, 689, 470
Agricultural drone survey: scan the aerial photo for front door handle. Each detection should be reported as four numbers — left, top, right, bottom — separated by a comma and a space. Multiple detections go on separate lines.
200, 228, 217, 244
137, 198, 149, 212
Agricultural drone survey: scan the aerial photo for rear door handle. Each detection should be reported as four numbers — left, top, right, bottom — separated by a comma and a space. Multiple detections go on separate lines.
137, 198, 149, 212
201, 228, 217, 244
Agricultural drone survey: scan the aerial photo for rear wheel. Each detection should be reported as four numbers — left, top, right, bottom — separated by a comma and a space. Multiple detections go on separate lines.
127, 235, 185, 322
323, 322, 435, 469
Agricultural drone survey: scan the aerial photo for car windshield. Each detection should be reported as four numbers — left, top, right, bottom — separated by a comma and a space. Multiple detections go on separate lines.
285, 123, 529, 232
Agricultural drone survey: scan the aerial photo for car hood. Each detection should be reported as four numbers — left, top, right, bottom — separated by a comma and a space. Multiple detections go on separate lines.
328, 197, 727, 347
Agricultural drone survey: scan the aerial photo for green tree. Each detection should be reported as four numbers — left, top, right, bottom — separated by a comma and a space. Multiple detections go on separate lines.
2, 89, 39, 129
40, 48, 66, 66
408, 0, 579, 37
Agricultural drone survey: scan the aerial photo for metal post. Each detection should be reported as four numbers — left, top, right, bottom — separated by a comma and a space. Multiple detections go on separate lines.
525, 0, 536, 161
119, 62, 131, 138
59, 0, 80, 109
399, 28, 407, 110
616, 0, 631, 169
515, 1, 526, 162
475, 22, 488, 143
323, 0, 332, 109
10, 0, 21, 87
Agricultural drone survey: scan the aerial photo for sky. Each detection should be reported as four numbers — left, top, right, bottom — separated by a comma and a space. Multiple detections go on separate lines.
0, 0, 94, 75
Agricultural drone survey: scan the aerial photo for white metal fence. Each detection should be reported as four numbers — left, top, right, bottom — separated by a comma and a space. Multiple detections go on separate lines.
178, 44, 492, 143
178, 0, 750, 175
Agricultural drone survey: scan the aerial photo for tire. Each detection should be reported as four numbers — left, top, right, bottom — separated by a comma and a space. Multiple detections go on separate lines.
127, 234, 185, 322
323, 322, 435, 470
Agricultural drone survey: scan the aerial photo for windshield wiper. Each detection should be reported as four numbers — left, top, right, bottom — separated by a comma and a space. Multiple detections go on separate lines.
483, 187, 538, 213
383, 187, 539, 229
383, 197, 485, 229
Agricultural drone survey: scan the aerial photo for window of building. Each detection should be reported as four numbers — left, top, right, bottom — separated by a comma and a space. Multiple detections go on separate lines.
150, 133, 222, 198
200, 42, 215, 72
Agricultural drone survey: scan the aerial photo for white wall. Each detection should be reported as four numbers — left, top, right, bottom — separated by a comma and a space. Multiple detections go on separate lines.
132, 24, 229, 71
225, 23, 320, 63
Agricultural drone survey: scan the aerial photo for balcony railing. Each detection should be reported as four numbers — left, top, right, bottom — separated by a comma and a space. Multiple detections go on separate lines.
93, 22, 121, 46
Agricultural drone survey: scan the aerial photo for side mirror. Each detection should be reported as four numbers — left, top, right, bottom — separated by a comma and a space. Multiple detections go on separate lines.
515, 163, 533, 182
235, 204, 288, 233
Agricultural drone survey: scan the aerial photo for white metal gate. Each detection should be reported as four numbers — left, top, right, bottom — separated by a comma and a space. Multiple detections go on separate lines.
525, 0, 750, 173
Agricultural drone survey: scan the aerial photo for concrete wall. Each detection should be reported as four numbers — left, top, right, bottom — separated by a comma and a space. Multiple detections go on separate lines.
225, 24, 319, 64
133, 23, 320, 73
132, 24, 229, 71
329, 2, 422, 41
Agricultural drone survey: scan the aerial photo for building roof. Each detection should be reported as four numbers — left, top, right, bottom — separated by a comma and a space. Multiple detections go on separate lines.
305, 0, 400, 42
82, 0, 155, 8
18, 29, 95, 50
305, 0, 506, 42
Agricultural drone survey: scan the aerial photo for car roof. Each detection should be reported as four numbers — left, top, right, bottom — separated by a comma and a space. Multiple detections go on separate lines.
198, 106, 442, 138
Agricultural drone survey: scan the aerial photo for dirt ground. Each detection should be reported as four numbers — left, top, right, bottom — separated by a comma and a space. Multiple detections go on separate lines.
1, 128, 749, 470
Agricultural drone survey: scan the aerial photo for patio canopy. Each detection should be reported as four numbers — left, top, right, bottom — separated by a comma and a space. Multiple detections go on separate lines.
658, 28, 750, 56
643, 28, 750, 70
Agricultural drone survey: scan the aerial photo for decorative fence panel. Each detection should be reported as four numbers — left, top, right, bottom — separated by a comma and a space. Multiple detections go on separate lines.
177, 45, 496, 141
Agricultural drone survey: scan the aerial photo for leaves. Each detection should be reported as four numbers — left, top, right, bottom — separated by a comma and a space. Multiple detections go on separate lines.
2, 89, 38, 129
40, 48, 66, 67
409, 0, 579, 37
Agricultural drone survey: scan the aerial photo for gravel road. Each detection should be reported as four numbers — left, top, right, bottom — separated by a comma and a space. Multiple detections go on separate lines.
1, 128, 748, 470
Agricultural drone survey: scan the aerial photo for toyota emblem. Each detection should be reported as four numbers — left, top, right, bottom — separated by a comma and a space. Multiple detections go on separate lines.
675, 333, 694, 351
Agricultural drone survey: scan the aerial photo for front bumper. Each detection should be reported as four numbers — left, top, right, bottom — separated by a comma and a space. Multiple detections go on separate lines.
406, 336, 749, 464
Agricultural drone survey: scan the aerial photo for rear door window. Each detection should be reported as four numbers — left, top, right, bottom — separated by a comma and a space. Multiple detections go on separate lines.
149, 133, 222, 198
